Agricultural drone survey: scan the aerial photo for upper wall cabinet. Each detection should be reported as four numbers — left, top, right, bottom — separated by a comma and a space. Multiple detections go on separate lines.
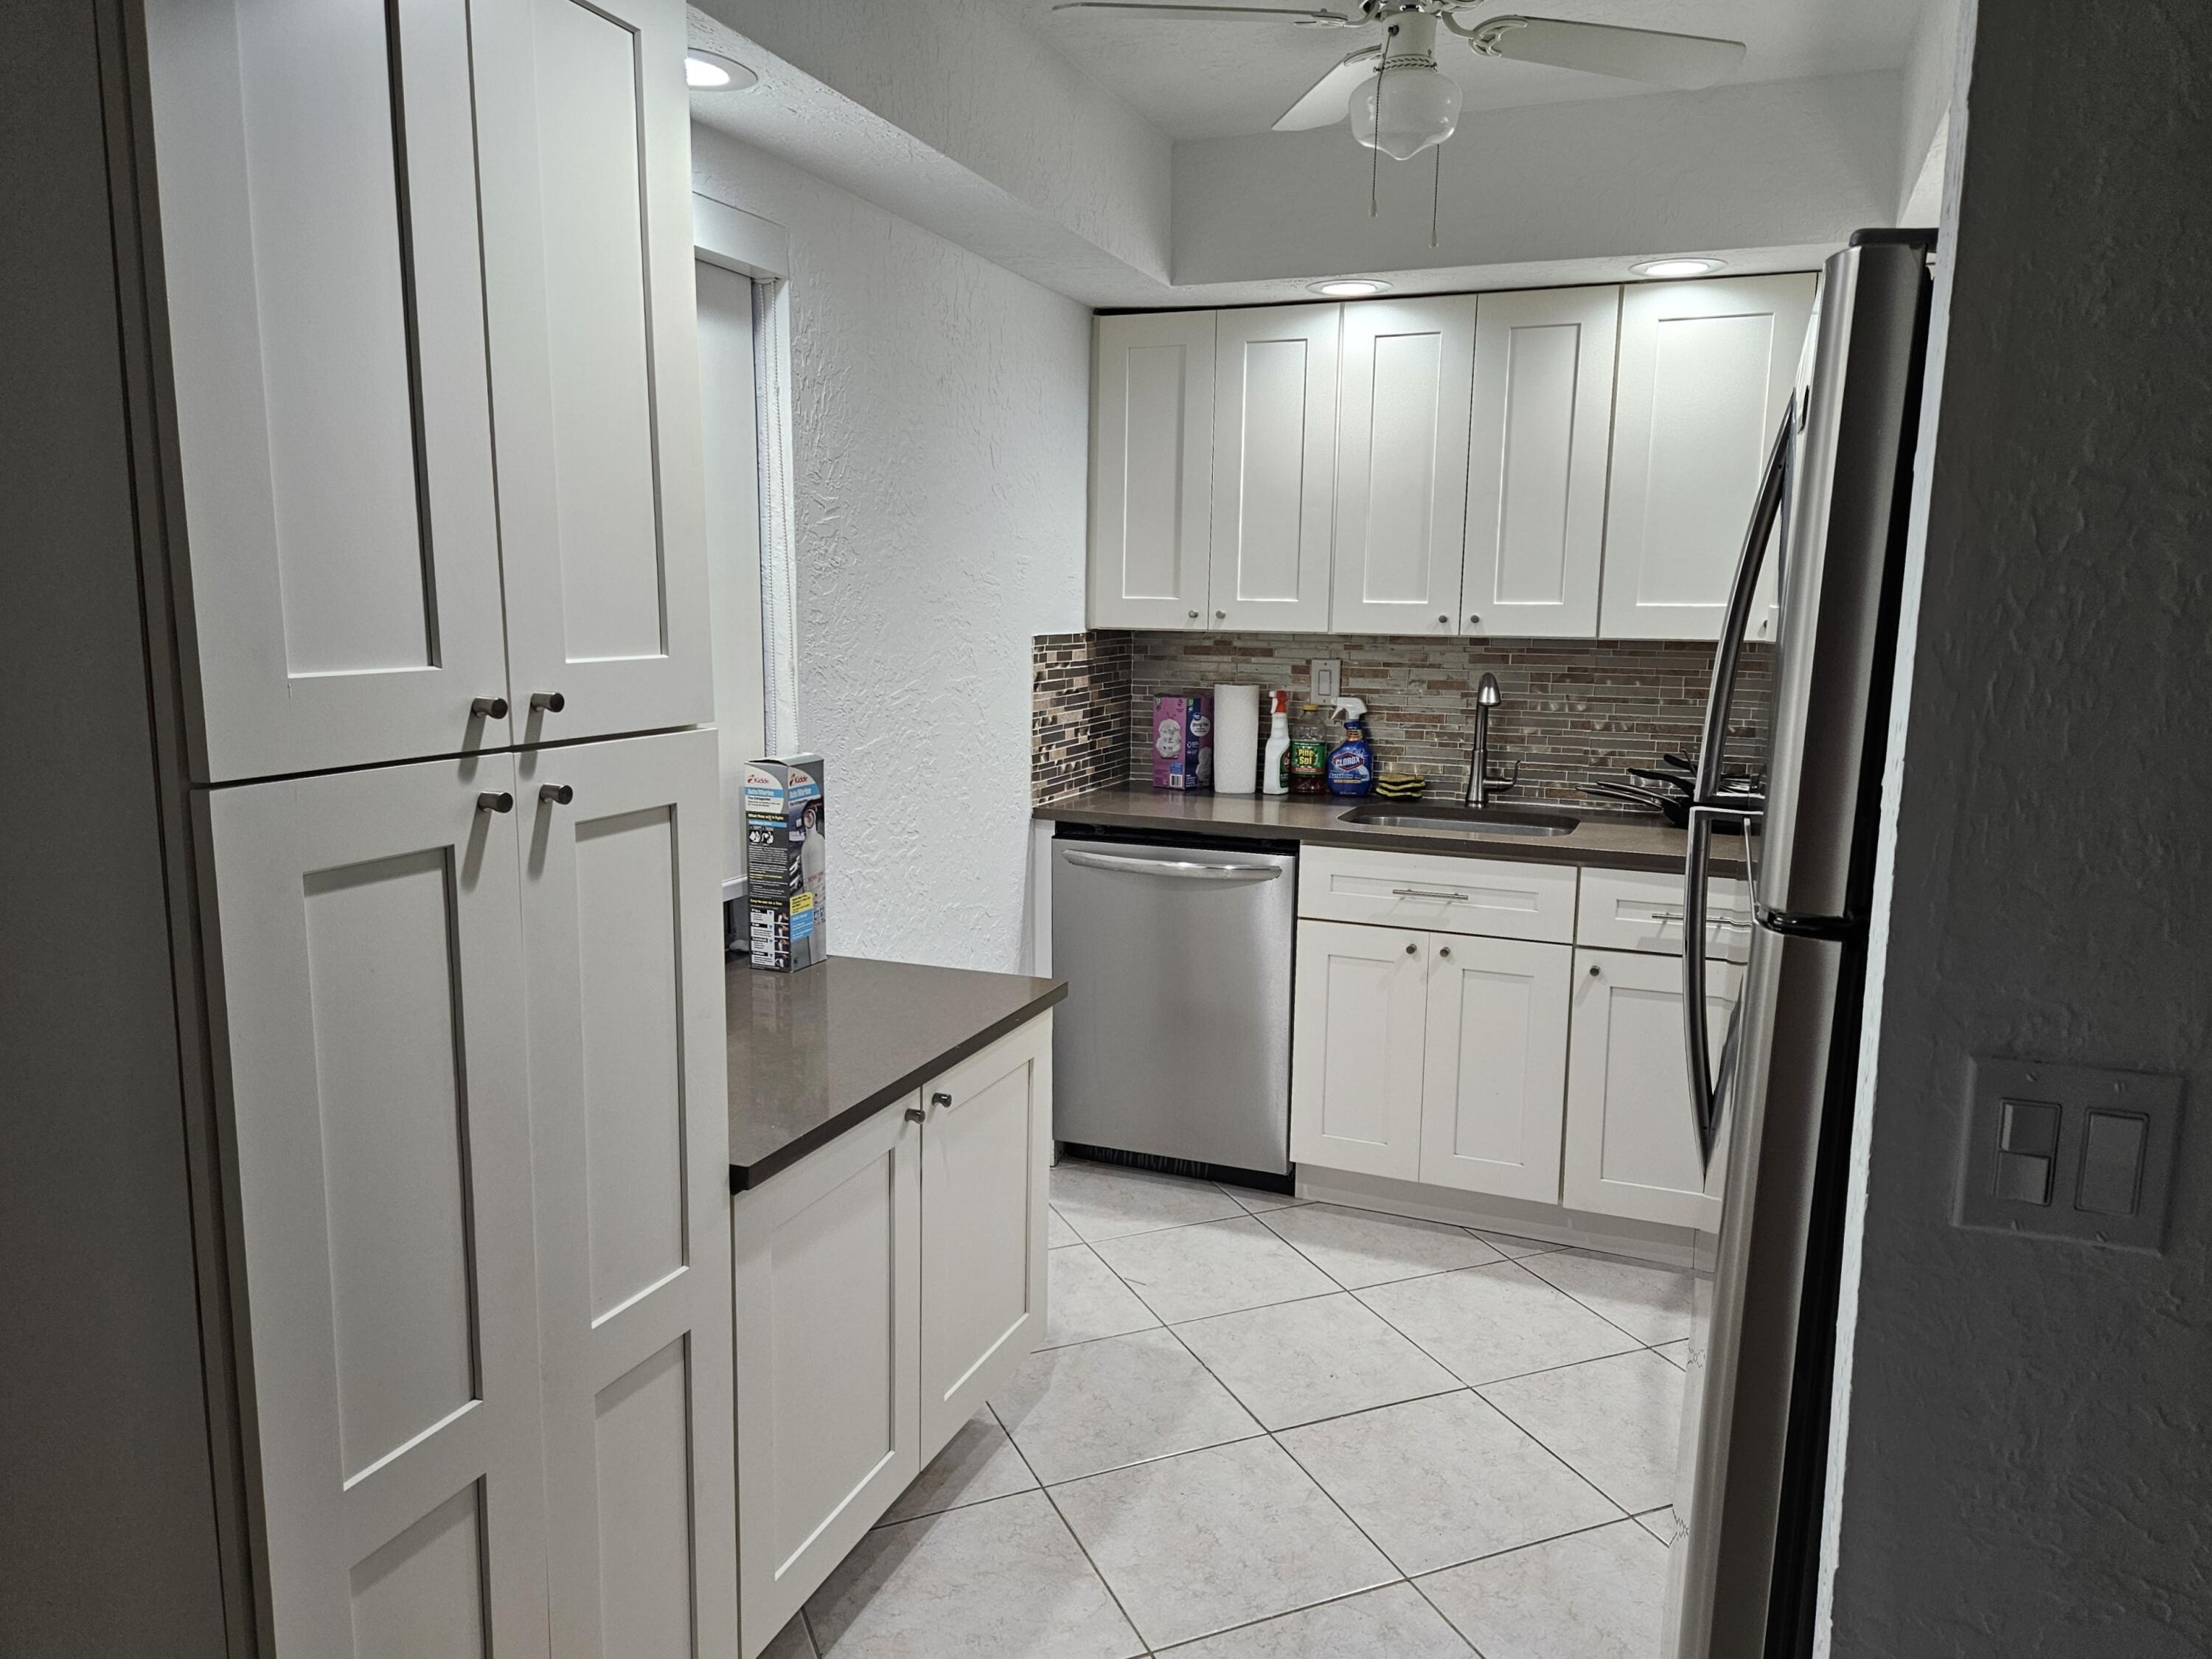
1091, 311, 1216, 629
144, 0, 712, 782
1601, 274, 1818, 640
1208, 304, 1340, 632
1461, 287, 1620, 640
1332, 295, 1481, 636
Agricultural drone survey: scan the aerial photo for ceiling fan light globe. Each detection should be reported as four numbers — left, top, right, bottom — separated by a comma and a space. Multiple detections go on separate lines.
1349, 63, 1461, 160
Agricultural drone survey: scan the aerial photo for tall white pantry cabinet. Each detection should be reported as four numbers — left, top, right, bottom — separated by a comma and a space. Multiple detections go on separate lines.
138, 0, 733, 1654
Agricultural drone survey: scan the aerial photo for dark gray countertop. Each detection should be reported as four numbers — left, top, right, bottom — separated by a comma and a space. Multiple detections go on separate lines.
1034, 785, 1747, 874
726, 955, 1067, 1192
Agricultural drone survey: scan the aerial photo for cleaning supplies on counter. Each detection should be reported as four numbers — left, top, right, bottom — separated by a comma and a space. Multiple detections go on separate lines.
1326, 698, 1375, 796
1152, 695, 1214, 790
1373, 773, 1428, 800
1211, 684, 1261, 794
1290, 703, 1329, 796
1262, 689, 1293, 796
745, 754, 828, 972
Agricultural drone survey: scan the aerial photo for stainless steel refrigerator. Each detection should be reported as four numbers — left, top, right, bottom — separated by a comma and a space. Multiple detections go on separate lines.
1661, 232, 1935, 1658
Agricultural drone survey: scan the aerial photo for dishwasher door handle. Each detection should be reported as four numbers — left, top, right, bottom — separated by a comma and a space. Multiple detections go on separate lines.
1062, 851, 1284, 883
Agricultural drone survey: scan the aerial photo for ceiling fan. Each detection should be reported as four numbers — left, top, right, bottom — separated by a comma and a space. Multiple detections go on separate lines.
1051, 1, 1747, 160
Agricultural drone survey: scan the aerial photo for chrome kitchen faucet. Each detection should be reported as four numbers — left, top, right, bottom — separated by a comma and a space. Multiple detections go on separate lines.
1464, 672, 1520, 807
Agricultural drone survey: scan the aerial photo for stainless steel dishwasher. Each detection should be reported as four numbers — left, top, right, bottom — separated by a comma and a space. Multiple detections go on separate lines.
1051, 835, 1296, 1179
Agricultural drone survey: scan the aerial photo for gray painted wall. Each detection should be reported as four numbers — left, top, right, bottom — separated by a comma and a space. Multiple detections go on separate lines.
1824, 0, 2212, 1652
0, 3, 233, 1654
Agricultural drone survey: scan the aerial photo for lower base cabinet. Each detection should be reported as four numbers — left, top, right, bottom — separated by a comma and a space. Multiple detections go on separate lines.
1561, 947, 1742, 1230
730, 1014, 1053, 1658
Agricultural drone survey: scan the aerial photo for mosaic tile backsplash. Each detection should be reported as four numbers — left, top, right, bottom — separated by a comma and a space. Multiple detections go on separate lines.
1033, 630, 1771, 812
1032, 630, 1133, 804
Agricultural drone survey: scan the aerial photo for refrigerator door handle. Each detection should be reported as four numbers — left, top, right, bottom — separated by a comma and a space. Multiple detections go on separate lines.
1683, 801, 1761, 1165
1692, 398, 1796, 804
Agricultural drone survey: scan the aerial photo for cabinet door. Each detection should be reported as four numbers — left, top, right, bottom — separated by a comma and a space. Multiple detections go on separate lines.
1290, 920, 1430, 1180
1461, 287, 1619, 639
919, 1015, 1053, 1454
1332, 295, 1480, 636
200, 756, 548, 1658
1208, 304, 1340, 631
1091, 311, 1216, 628
732, 1105, 921, 1655
1419, 936, 1572, 1203
1562, 947, 1742, 1228
515, 731, 736, 1659
1600, 274, 1817, 640
144, 0, 513, 781
476, 0, 714, 742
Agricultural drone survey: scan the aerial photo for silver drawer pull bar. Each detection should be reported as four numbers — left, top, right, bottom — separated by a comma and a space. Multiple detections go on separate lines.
1649, 908, 1753, 929
1391, 886, 1472, 902
1063, 852, 1281, 882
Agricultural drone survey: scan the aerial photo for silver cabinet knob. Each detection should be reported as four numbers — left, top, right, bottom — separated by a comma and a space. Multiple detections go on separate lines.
1439, 945, 1453, 960
1438, 614, 1449, 625
1215, 610, 1227, 621
538, 783, 574, 806
529, 690, 566, 714
470, 696, 508, 720
903, 1105, 926, 1124
1405, 942, 1419, 956
476, 791, 514, 813
1467, 614, 1481, 625
931, 1092, 953, 1109
1589, 962, 1601, 977
1187, 609, 1200, 620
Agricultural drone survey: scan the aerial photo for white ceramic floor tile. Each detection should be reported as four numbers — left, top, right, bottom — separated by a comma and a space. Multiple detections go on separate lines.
806, 1489, 1141, 1659
1652, 1339, 1689, 1370
1635, 1506, 1678, 1545
1217, 1180, 1310, 1215
877, 1407, 1038, 1526
1051, 1159, 1248, 1242
1048, 1205, 1081, 1249
1468, 1230, 1565, 1259
990, 1328, 1262, 1484
1357, 1263, 1641, 1385
1051, 1437, 1397, 1650
1261, 1203, 1504, 1289
1172, 1293, 1461, 1430
1093, 1215, 1338, 1325
1416, 1520, 1668, 1659
1519, 1250, 1697, 1346
1278, 1391, 1619, 1575
1479, 1350, 1686, 1514
1158, 1583, 1472, 1657
1044, 1244, 1162, 1349
761, 1613, 817, 1659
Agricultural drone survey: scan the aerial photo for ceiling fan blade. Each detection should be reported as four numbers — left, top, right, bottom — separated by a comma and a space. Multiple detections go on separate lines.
1457, 15, 1746, 88
1273, 46, 1383, 130
1052, 2, 1359, 24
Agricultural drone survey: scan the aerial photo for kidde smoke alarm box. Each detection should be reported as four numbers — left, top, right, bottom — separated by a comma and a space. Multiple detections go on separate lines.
745, 754, 827, 972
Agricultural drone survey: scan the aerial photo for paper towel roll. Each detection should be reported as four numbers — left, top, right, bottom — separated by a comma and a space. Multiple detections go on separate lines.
1213, 684, 1261, 794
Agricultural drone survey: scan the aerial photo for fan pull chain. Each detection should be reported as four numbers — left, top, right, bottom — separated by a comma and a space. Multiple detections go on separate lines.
1370, 21, 1397, 218
1430, 138, 1441, 248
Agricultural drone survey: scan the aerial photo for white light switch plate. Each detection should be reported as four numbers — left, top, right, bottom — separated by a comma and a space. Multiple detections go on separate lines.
1955, 1057, 2183, 1252
1311, 659, 1341, 703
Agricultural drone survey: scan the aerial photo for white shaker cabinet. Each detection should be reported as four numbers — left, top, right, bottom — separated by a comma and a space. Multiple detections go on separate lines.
144, 0, 515, 780
198, 757, 550, 1658
1332, 295, 1481, 635
1461, 286, 1621, 639
1091, 311, 1217, 628
515, 730, 737, 1659
476, 0, 714, 745
1600, 274, 1817, 640
1562, 947, 1743, 1229
1208, 303, 1340, 631
1418, 934, 1572, 1203
143, 0, 713, 779
1290, 920, 1433, 1180
919, 1015, 1053, 1450
731, 1106, 923, 1658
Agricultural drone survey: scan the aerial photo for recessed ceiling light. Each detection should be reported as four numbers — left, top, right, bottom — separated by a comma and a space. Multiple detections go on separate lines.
685, 51, 757, 91
1310, 278, 1391, 297
1631, 257, 1726, 279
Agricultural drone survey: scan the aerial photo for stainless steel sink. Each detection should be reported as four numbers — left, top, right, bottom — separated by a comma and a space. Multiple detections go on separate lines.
1338, 801, 1581, 838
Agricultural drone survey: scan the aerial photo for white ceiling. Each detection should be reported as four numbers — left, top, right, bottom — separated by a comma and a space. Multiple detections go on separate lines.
1000, 0, 1927, 139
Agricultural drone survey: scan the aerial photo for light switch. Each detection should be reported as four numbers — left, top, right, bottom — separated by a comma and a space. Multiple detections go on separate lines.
2076, 1111, 2147, 1216
1311, 659, 1340, 703
1955, 1057, 2183, 1252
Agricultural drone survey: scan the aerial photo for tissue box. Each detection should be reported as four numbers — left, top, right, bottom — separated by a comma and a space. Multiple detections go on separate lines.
1152, 695, 1214, 790
745, 754, 827, 972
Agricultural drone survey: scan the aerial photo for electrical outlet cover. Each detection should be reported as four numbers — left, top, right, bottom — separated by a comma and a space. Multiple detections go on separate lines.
1955, 1057, 2183, 1251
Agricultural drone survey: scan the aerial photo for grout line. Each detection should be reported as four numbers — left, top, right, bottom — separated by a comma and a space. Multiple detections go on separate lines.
989, 1398, 1158, 1657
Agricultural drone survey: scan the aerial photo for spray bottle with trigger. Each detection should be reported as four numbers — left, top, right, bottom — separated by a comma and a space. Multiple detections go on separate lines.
1326, 698, 1374, 796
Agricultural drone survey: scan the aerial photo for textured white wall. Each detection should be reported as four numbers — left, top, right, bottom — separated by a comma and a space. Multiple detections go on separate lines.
691, 126, 1091, 973
1824, 0, 2212, 1651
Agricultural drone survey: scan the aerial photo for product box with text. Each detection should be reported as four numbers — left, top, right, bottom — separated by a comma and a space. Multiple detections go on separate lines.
745, 754, 827, 972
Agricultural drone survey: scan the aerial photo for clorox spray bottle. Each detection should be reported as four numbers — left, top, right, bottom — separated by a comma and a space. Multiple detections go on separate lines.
1326, 698, 1374, 796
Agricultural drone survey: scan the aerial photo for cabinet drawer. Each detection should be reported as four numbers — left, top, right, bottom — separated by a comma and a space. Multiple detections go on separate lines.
1299, 845, 1577, 943
1576, 866, 1753, 959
